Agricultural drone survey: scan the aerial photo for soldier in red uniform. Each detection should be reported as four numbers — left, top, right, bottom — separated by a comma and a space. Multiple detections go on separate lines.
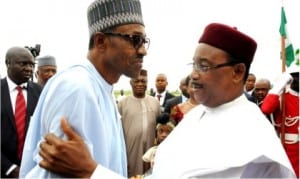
261, 66, 299, 177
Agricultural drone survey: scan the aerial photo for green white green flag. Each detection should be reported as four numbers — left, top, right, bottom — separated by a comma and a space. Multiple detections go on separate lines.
279, 7, 295, 67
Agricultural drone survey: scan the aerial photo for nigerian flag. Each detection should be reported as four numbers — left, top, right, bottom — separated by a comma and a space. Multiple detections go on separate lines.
279, 7, 295, 67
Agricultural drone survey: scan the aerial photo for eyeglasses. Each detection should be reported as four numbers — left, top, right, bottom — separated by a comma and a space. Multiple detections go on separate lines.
189, 61, 236, 73
104, 32, 150, 50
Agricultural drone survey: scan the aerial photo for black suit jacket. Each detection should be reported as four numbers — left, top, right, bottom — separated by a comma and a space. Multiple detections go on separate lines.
164, 95, 183, 113
1, 78, 42, 177
152, 91, 175, 108
244, 91, 255, 103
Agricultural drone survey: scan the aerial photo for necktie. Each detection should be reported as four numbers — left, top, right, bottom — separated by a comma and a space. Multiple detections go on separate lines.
15, 86, 26, 159
157, 94, 162, 101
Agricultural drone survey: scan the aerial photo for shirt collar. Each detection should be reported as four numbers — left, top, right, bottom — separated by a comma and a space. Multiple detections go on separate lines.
6, 76, 27, 92
158, 90, 166, 97
204, 94, 246, 112
85, 60, 113, 93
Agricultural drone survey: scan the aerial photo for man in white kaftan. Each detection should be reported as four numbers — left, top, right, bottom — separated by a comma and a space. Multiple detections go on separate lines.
151, 94, 295, 178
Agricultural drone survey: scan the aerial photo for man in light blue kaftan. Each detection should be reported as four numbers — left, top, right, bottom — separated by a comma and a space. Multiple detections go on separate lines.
20, 0, 147, 177
20, 60, 127, 178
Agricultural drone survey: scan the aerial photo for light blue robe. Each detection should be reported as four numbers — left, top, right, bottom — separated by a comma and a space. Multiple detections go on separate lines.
20, 60, 127, 178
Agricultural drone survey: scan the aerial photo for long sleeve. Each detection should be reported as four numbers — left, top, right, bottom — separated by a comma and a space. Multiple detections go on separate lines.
260, 94, 280, 115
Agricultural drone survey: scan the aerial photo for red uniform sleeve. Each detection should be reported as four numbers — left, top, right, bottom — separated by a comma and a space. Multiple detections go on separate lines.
260, 94, 280, 114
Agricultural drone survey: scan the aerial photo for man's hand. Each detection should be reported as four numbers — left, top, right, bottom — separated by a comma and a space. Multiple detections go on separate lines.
39, 117, 97, 178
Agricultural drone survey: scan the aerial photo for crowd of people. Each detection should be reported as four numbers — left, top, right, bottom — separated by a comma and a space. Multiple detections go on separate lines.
1, 0, 299, 178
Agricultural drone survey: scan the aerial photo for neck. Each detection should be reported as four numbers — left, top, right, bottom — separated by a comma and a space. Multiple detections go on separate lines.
187, 99, 196, 107
134, 93, 145, 98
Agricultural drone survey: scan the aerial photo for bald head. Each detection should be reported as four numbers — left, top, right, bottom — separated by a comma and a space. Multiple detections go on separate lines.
5, 46, 35, 84
155, 73, 168, 93
253, 78, 271, 103
5, 47, 33, 65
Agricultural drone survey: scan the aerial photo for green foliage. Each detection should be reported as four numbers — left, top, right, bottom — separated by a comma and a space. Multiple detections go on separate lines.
113, 89, 181, 98
114, 90, 132, 98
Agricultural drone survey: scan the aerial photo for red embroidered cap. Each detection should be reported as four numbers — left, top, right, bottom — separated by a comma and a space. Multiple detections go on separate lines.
199, 23, 257, 64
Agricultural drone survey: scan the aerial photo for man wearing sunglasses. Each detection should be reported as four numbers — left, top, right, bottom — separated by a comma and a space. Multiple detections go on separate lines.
38, 22, 295, 178
20, 0, 148, 178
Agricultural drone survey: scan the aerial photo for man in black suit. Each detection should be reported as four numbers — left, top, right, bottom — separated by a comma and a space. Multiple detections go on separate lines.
151, 73, 175, 111
164, 75, 190, 113
1, 46, 42, 178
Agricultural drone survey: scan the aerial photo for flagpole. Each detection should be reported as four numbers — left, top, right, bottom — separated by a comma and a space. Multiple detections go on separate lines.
280, 35, 286, 145
280, 3, 286, 145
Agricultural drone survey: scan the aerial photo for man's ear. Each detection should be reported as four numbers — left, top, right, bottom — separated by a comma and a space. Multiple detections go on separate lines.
232, 63, 246, 83
93, 33, 107, 49
6, 60, 10, 67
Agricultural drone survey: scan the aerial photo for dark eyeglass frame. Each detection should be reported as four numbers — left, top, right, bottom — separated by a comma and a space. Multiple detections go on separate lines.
189, 61, 237, 73
104, 32, 150, 50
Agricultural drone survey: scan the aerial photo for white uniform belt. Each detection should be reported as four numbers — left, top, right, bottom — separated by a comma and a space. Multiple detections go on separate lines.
281, 133, 299, 144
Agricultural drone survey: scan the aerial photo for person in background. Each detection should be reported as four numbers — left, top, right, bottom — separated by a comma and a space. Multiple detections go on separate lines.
252, 78, 271, 106
35, 55, 57, 86
117, 69, 160, 177
244, 73, 256, 94
1, 46, 42, 178
242, 73, 256, 102
170, 76, 199, 125
149, 87, 155, 96
151, 73, 175, 111
251, 78, 273, 124
20, 0, 148, 178
164, 75, 190, 114
139, 112, 175, 178
37, 23, 296, 178
261, 66, 299, 177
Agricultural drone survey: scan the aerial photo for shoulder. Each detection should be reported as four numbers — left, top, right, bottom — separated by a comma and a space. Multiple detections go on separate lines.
118, 96, 134, 107
243, 91, 255, 103
230, 96, 266, 120
48, 66, 97, 91
165, 92, 175, 99
27, 81, 43, 94
166, 96, 181, 104
1, 78, 7, 87
146, 95, 160, 107
167, 92, 175, 96
147, 95, 159, 102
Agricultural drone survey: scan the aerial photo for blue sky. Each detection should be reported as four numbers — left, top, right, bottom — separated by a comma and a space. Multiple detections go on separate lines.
1, 0, 299, 91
